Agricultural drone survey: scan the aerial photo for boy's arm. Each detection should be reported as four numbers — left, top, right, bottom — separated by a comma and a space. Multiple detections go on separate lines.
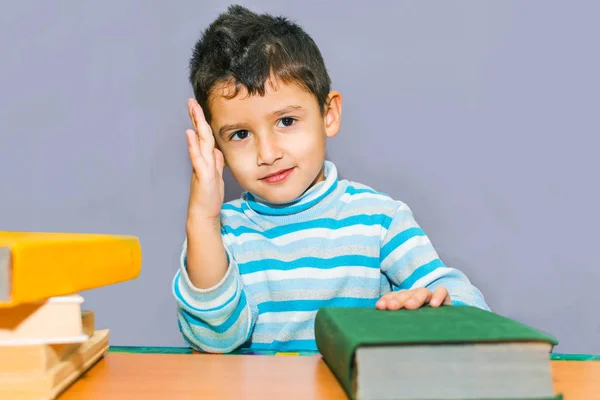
379, 202, 490, 310
172, 227, 258, 353
173, 98, 258, 352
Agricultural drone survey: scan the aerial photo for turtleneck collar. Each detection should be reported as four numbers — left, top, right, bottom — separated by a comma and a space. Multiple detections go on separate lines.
243, 160, 338, 216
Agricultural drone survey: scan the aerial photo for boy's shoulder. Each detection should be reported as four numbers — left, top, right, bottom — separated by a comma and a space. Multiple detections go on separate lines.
337, 178, 407, 217
220, 197, 246, 218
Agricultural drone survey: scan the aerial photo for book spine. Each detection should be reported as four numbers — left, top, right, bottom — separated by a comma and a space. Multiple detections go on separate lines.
0, 247, 9, 302
314, 308, 356, 400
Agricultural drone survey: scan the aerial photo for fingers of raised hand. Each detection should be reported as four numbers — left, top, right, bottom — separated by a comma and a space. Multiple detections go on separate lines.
214, 148, 225, 178
186, 129, 207, 173
186, 98, 216, 169
187, 98, 215, 146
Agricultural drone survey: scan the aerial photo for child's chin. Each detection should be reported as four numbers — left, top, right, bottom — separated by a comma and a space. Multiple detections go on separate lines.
255, 187, 305, 205
262, 192, 301, 205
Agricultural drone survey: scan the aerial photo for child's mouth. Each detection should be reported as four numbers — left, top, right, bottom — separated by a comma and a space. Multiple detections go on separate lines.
260, 167, 295, 183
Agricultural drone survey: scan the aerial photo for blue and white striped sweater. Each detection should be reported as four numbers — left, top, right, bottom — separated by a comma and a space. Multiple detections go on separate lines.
173, 161, 489, 353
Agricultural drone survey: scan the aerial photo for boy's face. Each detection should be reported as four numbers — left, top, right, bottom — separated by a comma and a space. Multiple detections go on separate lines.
208, 79, 342, 204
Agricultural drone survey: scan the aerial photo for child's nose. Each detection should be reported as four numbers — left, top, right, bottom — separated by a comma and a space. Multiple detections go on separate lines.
256, 137, 283, 165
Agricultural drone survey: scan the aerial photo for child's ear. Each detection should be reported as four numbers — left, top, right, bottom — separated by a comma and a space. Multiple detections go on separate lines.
324, 91, 342, 138
214, 140, 227, 167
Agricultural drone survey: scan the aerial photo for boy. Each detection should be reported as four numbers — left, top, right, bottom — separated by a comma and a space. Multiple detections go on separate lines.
172, 5, 489, 353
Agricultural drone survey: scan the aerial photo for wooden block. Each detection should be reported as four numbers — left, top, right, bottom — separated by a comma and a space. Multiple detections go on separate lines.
0, 295, 86, 345
0, 309, 96, 374
0, 329, 110, 400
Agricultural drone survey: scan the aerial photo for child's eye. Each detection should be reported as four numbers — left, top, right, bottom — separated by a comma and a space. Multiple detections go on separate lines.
277, 117, 296, 128
230, 130, 250, 141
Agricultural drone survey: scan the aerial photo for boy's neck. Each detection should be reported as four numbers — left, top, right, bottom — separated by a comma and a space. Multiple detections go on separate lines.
308, 164, 327, 190
243, 160, 338, 217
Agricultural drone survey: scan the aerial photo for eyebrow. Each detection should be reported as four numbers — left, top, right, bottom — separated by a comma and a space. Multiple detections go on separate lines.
217, 105, 305, 139
218, 123, 246, 139
271, 105, 304, 118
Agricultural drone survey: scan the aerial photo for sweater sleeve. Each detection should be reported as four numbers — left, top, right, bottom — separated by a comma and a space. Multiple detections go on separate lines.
172, 233, 258, 353
379, 202, 490, 311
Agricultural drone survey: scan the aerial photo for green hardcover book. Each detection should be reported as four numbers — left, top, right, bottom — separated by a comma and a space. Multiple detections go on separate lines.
314, 305, 562, 400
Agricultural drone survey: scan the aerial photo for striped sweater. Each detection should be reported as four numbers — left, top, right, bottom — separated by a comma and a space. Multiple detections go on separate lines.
172, 161, 489, 353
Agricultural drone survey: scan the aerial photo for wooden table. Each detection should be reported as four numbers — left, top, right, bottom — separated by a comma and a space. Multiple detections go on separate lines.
60, 352, 600, 400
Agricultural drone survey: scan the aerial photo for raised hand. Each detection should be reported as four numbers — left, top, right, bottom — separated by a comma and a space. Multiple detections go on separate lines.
186, 98, 225, 221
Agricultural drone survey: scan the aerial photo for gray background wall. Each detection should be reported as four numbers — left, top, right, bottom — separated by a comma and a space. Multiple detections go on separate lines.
1, 1, 598, 354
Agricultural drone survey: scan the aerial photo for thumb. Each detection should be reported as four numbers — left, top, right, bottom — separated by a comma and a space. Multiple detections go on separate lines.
214, 148, 225, 179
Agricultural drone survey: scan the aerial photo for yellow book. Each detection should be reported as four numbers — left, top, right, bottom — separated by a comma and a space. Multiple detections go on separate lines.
0, 231, 142, 308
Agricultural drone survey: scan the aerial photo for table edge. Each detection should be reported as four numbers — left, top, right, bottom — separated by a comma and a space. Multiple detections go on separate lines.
106, 346, 600, 361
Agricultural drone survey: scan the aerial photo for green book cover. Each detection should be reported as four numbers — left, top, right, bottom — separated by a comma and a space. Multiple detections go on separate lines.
314, 305, 561, 400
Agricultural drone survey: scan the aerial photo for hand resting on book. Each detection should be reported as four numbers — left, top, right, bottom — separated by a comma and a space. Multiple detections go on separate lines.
375, 287, 451, 311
